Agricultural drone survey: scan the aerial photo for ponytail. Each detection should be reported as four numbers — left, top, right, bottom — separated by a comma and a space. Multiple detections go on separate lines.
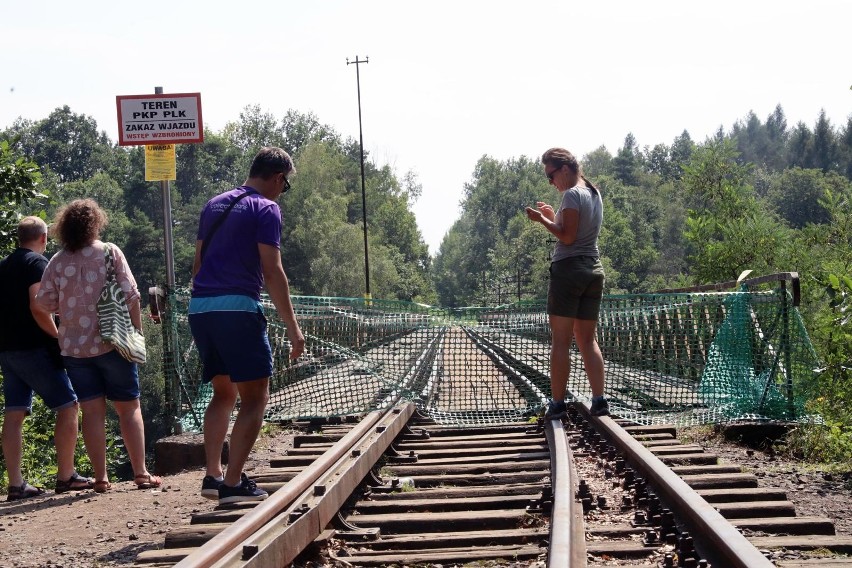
581, 175, 599, 197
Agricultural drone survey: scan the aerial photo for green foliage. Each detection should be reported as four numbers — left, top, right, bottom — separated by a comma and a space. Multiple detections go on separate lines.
4, 101, 852, 467
681, 139, 792, 282
765, 168, 849, 228
0, 140, 46, 254
787, 273, 852, 463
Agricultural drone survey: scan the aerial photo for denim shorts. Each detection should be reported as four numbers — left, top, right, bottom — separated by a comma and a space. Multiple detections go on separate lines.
547, 256, 606, 320
0, 347, 77, 412
188, 309, 273, 383
63, 349, 140, 402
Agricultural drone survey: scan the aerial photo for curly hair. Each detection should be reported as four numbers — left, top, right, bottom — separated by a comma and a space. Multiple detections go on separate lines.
53, 199, 108, 252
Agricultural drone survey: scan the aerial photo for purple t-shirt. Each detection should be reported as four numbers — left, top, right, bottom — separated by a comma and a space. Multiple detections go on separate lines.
192, 186, 282, 300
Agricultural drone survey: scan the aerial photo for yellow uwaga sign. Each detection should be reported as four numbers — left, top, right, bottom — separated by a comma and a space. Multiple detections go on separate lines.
144, 144, 176, 181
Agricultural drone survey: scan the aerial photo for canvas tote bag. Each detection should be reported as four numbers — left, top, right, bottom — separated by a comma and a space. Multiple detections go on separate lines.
97, 243, 146, 364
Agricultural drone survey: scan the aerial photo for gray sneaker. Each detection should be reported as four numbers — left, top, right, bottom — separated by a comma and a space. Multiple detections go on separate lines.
590, 397, 609, 417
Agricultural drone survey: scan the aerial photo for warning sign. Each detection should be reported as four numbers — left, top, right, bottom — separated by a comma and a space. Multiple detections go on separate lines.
116, 93, 203, 146
144, 144, 177, 181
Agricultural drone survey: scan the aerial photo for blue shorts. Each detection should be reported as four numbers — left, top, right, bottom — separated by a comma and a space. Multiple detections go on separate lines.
63, 350, 140, 402
188, 309, 273, 383
0, 347, 77, 413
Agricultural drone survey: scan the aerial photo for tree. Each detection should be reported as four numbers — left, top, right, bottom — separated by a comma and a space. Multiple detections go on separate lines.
681, 139, 790, 282
3, 106, 116, 183
0, 140, 45, 253
582, 145, 614, 178
765, 104, 789, 170
813, 109, 839, 173
765, 168, 850, 229
612, 133, 641, 186
731, 111, 769, 168
788, 121, 815, 169
841, 116, 852, 179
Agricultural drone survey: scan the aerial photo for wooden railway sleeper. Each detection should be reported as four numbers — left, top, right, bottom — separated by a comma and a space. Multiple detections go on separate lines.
172, 403, 414, 568
568, 398, 774, 568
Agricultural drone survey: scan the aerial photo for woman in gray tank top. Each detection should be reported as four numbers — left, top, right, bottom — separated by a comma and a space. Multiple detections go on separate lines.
525, 147, 609, 418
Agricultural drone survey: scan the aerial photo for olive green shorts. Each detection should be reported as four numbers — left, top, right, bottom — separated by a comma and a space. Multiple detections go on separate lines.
547, 256, 605, 320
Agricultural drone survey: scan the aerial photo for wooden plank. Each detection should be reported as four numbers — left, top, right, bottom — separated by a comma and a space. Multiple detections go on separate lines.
335, 544, 545, 565
697, 487, 788, 503
409, 451, 550, 466
355, 493, 541, 514
367, 482, 547, 500
671, 464, 742, 475
349, 528, 549, 550
750, 535, 852, 553
586, 540, 660, 557
658, 453, 720, 465
713, 500, 797, 518
395, 470, 549, 488
680, 473, 759, 489
164, 523, 224, 548
730, 516, 836, 535
392, 442, 549, 456
345, 509, 531, 533
385, 459, 549, 476
135, 547, 195, 563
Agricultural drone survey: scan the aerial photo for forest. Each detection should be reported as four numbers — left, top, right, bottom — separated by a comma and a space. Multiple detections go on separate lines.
1, 103, 851, 485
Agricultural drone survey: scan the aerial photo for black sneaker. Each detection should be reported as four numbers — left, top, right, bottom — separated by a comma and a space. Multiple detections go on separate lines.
200, 475, 223, 500
590, 397, 609, 417
218, 473, 268, 504
544, 400, 567, 420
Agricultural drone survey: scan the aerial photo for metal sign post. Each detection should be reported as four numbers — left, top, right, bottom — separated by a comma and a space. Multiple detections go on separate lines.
115, 87, 204, 434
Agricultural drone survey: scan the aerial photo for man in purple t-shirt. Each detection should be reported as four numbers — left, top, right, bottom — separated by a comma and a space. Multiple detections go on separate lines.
189, 146, 305, 504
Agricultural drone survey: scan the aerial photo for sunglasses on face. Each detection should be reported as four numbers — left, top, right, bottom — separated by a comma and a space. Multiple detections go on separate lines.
546, 167, 561, 181
280, 172, 291, 193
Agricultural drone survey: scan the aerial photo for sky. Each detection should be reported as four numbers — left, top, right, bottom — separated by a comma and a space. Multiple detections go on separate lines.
2, 0, 850, 255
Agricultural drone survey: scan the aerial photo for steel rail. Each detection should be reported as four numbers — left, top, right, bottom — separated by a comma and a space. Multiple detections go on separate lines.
213, 402, 416, 567
574, 402, 774, 568
545, 418, 586, 567
173, 406, 393, 568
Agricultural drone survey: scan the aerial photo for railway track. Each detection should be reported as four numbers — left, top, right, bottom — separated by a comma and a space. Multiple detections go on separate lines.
128, 326, 851, 567
129, 403, 852, 567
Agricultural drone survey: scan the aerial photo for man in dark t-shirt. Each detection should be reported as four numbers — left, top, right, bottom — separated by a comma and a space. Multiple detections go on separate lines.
0, 216, 92, 500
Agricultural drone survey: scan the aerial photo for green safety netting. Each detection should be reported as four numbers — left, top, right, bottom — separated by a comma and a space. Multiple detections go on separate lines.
161, 285, 819, 430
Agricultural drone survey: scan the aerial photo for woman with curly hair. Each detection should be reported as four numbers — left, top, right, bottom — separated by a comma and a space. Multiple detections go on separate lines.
36, 199, 161, 492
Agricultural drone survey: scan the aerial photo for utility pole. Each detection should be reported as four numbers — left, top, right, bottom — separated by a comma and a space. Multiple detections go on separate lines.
155, 85, 176, 289
346, 55, 371, 299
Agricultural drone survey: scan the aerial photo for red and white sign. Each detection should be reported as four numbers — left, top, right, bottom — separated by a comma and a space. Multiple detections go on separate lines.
116, 92, 203, 146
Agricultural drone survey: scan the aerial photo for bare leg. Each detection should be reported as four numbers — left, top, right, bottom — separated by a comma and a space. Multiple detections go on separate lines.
204, 375, 238, 480
79, 397, 108, 483
573, 318, 605, 397
223, 378, 269, 487
2, 410, 26, 487
54, 403, 80, 480
113, 399, 149, 477
549, 315, 575, 401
